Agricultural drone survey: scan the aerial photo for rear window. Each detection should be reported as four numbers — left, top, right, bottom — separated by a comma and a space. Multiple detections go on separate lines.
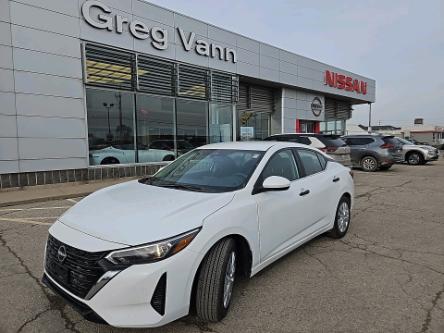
318, 136, 347, 147
382, 137, 398, 145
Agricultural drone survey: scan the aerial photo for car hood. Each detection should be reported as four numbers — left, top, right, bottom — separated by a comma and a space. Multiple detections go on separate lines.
58, 180, 235, 246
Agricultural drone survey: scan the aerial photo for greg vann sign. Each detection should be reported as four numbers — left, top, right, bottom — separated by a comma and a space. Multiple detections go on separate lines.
81, 0, 237, 63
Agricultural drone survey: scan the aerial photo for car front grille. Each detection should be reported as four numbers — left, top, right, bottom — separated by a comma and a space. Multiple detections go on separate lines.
45, 234, 108, 299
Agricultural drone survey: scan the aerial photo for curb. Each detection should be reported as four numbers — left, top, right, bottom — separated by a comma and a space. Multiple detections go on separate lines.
0, 191, 93, 208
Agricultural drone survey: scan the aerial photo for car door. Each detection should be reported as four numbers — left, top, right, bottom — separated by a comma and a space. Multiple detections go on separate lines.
254, 149, 311, 261
344, 137, 373, 166
294, 148, 338, 227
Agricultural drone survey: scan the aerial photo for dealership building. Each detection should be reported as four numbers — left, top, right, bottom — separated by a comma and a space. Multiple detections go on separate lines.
0, 0, 375, 188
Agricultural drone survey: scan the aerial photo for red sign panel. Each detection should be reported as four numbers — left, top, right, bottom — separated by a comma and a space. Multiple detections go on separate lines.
324, 70, 367, 95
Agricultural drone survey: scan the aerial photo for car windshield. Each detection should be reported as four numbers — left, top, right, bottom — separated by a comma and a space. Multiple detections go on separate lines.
397, 138, 414, 145
140, 149, 264, 193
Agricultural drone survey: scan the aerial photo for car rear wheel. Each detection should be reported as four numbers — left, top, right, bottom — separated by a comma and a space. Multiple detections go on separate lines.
361, 156, 378, 172
406, 152, 424, 165
328, 196, 351, 239
196, 238, 237, 322
162, 155, 175, 162
101, 157, 120, 165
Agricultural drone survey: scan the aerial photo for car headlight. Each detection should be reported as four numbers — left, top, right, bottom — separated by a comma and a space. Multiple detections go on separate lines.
104, 228, 200, 267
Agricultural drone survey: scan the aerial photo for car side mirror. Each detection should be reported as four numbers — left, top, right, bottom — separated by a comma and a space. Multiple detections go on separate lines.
262, 176, 291, 192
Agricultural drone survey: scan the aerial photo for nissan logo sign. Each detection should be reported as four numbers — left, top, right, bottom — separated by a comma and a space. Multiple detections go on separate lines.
311, 97, 323, 117
57, 246, 67, 262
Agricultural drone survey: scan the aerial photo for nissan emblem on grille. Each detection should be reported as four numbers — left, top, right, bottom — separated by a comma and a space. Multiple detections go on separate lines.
57, 246, 67, 262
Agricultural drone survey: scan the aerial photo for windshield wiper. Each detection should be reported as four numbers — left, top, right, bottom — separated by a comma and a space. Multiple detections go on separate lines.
154, 182, 206, 192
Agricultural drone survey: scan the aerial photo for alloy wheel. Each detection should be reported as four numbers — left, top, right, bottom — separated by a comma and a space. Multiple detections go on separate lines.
223, 251, 236, 309
337, 201, 350, 233
362, 157, 377, 171
408, 153, 420, 165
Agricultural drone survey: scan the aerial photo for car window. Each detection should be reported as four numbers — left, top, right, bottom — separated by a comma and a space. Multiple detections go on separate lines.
344, 138, 373, 146
297, 149, 324, 176
316, 152, 327, 169
320, 136, 347, 147
261, 150, 299, 181
297, 136, 312, 145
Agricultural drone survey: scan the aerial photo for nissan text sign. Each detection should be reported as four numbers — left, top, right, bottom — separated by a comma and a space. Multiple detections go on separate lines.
324, 70, 368, 95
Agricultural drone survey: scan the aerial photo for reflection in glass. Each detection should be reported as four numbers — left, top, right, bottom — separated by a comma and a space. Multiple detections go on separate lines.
136, 95, 176, 162
87, 89, 135, 165
209, 103, 233, 143
176, 99, 208, 154
237, 111, 270, 141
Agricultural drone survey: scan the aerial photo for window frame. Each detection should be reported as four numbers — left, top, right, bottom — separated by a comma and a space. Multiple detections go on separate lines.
253, 148, 301, 194
293, 148, 327, 178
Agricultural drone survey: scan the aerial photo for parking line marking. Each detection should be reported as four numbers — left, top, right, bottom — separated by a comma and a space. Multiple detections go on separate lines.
0, 217, 52, 226
0, 207, 70, 212
21, 217, 58, 220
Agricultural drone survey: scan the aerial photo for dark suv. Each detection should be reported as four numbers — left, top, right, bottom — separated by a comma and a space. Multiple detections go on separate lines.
342, 135, 401, 172
264, 133, 352, 166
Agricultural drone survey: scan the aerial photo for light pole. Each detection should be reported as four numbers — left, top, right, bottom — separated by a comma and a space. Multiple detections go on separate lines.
368, 102, 372, 133
103, 102, 114, 143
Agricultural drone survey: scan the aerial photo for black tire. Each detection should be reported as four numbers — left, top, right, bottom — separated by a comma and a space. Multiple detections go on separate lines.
360, 156, 378, 172
101, 157, 120, 165
196, 238, 237, 322
406, 151, 424, 165
328, 196, 351, 239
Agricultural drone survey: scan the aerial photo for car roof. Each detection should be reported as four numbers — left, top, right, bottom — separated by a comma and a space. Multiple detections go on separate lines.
198, 141, 309, 151
343, 134, 393, 137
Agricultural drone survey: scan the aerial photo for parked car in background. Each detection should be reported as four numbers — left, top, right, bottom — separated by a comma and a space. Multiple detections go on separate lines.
43, 141, 354, 328
89, 145, 175, 165
342, 135, 401, 172
395, 138, 439, 165
264, 133, 352, 166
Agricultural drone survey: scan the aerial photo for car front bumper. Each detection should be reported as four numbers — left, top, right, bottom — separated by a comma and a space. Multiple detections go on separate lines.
43, 250, 199, 328
44, 223, 200, 328
426, 150, 440, 161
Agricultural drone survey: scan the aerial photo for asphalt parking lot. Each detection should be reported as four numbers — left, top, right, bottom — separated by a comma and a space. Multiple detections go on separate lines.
1, 160, 443, 333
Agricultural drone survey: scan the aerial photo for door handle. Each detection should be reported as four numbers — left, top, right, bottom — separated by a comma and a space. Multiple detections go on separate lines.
299, 189, 310, 196
333, 176, 340, 183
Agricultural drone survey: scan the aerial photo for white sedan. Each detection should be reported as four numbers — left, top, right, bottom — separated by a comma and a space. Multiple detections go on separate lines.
89, 146, 175, 165
42, 141, 354, 328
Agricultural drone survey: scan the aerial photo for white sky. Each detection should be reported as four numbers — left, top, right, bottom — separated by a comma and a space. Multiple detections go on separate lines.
147, 0, 444, 127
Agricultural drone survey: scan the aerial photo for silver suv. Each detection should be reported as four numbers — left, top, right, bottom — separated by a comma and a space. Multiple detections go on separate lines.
342, 135, 401, 172
395, 138, 440, 165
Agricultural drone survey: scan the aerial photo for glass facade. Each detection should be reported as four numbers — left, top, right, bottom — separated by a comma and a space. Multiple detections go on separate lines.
136, 95, 175, 162
320, 120, 346, 135
84, 43, 237, 166
87, 89, 136, 165
86, 89, 233, 165
209, 103, 233, 143
237, 111, 270, 141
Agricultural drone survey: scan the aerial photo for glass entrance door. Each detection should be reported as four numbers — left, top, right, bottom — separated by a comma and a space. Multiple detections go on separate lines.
299, 120, 319, 133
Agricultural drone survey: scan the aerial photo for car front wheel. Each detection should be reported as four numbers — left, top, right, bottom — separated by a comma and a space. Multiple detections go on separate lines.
406, 152, 424, 165
195, 238, 237, 322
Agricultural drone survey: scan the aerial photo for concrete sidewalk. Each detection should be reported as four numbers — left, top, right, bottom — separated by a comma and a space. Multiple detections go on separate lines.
0, 177, 137, 207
